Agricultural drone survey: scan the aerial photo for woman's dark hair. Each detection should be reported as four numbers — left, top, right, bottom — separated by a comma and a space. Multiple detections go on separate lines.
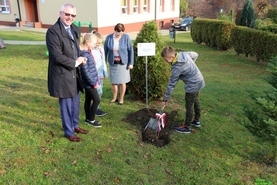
114, 23, 125, 32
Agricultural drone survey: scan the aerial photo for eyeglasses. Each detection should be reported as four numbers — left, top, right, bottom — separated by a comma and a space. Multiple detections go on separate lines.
62, 11, 76, 18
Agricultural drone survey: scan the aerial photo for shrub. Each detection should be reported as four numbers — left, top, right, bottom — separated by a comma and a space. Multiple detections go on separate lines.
217, 12, 233, 22
267, 8, 277, 24
230, 26, 277, 61
191, 18, 235, 50
238, 0, 255, 28
259, 24, 277, 34
129, 21, 170, 101
243, 56, 277, 166
254, 18, 269, 29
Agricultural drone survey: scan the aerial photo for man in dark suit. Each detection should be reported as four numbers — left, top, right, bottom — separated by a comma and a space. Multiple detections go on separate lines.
46, 3, 88, 142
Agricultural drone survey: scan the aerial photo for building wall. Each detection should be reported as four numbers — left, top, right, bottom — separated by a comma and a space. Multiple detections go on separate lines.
0, 0, 179, 34
0, 0, 23, 26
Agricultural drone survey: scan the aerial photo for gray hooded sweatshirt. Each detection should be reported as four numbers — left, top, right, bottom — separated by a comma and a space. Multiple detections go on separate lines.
163, 52, 205, 101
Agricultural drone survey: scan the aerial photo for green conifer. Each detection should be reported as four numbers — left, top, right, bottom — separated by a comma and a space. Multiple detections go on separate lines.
129, 21, 170, 101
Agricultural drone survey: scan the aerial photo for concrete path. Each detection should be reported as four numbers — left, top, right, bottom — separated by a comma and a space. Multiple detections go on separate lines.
0, 25, 184, 45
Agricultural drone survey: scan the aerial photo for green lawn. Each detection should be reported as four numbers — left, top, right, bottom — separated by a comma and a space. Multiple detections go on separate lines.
0, 30, 46, 40
0, 31, 275, 185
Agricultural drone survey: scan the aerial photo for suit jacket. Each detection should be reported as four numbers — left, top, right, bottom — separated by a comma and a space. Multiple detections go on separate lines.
46, 18, 83, 98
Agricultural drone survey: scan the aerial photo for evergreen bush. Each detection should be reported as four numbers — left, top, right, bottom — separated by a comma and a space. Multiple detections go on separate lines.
129, 21, 169, 101
243, 56, 277, 166
238, 0, 255, 28
267, 8, 277, 24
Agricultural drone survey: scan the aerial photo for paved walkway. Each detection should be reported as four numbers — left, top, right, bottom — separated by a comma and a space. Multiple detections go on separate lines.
0, 25, 176, 45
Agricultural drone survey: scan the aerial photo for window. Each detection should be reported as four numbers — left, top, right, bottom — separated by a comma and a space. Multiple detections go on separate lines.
159, 0, 164, 12
133, 0, 138, 14
121, 0, 128, 14
0, 0, 10, 14
143, 0, 148, 13
170, 0, 175, 11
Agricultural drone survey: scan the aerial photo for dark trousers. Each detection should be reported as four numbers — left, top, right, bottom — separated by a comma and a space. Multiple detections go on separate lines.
185, 91, 201, 126
84, 88, 100, 121
59, 93, 80, 137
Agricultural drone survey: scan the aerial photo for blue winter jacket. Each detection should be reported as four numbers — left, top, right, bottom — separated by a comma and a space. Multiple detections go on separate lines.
80, 50, 99, 88
104, 33, 134, 69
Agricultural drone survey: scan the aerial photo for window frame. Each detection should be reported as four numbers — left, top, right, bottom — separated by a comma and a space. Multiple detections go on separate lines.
0, 0, 11, 14
121, 0, 128, 15
133, 0, 138, 14
142, 0, 148, 13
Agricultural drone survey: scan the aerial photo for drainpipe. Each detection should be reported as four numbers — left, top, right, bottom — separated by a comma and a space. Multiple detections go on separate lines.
17, 0, 22, 21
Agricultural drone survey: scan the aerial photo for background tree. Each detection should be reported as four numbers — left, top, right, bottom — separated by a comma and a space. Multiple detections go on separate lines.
243, 56, 277, 166
180, 0, 189, 17
238, 0, 255, 27
129, 21, 170, 101
254, 0, 271, 19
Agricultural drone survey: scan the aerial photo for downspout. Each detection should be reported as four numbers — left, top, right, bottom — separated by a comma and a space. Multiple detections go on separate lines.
154, 0, 157, 21
17, 0, 22, 21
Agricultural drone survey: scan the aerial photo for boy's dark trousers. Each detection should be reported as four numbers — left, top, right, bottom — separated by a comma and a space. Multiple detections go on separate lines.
185, 91, 200, 126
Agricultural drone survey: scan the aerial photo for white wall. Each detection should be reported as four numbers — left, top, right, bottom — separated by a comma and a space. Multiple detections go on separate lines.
0, 0, 179, 28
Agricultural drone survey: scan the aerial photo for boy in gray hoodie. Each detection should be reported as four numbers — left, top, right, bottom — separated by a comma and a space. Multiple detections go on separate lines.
161, 46, 205, 134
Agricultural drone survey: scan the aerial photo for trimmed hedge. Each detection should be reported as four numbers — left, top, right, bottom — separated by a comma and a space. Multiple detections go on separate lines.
191, 18, 235, 50
259, 24, 277, 34
231, 26, 277, 62
267, 8, 277, 24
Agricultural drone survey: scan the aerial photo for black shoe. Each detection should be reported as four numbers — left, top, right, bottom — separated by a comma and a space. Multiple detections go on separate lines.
85, 119, 102, 128
96, 109, 107, 117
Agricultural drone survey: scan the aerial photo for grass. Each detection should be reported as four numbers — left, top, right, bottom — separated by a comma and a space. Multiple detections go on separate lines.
0, 30, 46, 41
0, 31, 276, 185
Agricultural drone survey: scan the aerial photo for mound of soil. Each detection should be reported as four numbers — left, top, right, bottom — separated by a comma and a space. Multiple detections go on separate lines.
123, 108, 178, 147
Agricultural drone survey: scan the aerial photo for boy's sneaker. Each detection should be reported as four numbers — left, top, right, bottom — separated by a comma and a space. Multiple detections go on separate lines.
85, 119, 102, 128
96, 109, 107, 117
174, 125, 191, 134
191, 120, 201, 127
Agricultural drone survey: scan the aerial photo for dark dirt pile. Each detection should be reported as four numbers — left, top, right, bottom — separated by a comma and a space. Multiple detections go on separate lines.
123, 108, 178, 147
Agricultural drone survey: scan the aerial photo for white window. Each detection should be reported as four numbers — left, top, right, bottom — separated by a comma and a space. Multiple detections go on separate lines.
133, 0, 138, 14
170, 0, 175, 11
143, 0, 148, 13
121, 0, 128, 14
0, 0, 10, 14
159, 0, 162, 12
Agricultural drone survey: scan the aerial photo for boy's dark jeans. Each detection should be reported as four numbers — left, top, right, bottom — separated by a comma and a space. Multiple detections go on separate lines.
185, 91, 201, 126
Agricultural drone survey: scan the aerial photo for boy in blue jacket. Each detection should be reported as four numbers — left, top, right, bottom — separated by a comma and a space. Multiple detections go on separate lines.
161, 46, 205, 134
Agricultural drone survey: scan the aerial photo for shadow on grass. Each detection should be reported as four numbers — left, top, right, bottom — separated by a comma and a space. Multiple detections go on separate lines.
0, 75, 61, 134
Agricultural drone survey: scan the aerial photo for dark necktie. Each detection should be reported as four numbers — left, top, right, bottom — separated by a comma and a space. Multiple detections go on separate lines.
66, 28, 74, 40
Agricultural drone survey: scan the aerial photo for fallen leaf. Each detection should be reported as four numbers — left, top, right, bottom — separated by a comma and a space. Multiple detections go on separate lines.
165, 169, 173, 176
143, 153, 149, 158
45, 150, 50, 154
71, 160, 77, 165
44, 172, 50, 176
114, 177, 121, 183
49, 131, 55, 137
0, 170, 6, 175
125, 159, 131, 165
107, 148, 112, 153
